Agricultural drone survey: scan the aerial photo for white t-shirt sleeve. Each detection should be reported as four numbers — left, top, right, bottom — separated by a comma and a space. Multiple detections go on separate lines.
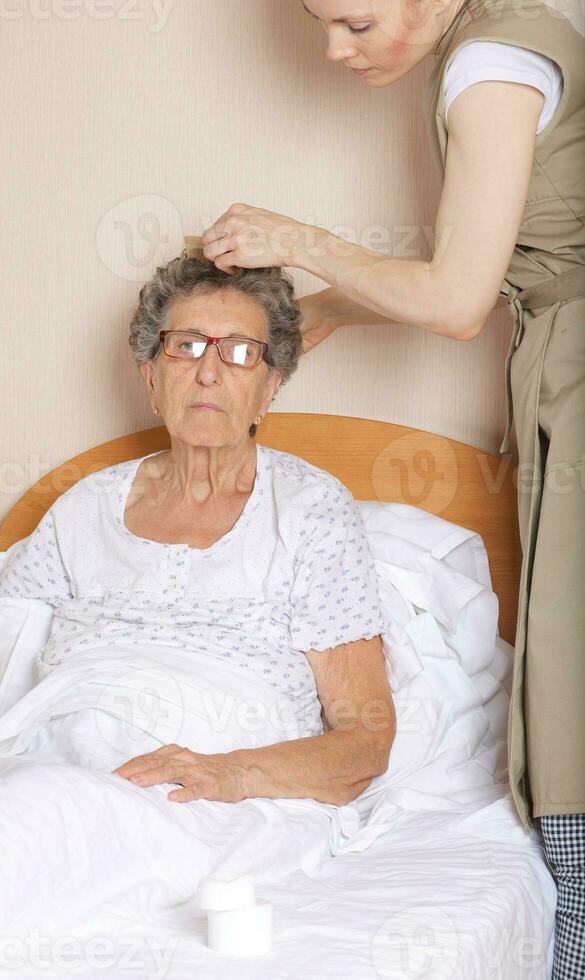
443, 41, 563, 134
0, 508, 73, 606
288, 481, 386, 653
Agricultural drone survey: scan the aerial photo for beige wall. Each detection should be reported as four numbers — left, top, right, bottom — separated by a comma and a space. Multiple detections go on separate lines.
1, 0, 582, 523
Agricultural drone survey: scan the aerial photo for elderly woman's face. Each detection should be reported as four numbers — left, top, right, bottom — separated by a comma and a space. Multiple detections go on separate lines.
140, 288, 282, 448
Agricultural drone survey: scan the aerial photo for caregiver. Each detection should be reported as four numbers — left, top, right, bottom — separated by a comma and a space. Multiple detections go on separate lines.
200, 0, 585, 973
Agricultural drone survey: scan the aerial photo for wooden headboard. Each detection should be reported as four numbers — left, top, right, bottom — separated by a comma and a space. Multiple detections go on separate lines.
0, 413, 521, 644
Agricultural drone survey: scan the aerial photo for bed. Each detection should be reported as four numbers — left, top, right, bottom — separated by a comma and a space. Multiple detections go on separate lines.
0, 413, 556, 979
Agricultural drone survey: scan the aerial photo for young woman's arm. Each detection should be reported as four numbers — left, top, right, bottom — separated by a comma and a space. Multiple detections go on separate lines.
296, 81, 544, 346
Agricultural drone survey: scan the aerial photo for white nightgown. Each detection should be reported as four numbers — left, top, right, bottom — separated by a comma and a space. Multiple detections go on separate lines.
0, 443, 386, 748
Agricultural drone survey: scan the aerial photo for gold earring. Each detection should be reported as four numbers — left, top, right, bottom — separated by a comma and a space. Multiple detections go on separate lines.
153, 407, 160, 416
256, 414, 264, 424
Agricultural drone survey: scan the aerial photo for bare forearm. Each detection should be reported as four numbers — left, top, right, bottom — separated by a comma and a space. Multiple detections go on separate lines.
227, 729, 389, 806
310, 285, 401, 329
304, 273, 506, 338
291, 228, 470, 339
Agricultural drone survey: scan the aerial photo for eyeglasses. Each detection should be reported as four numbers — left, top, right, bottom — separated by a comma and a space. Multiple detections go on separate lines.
158, 331, 269, 369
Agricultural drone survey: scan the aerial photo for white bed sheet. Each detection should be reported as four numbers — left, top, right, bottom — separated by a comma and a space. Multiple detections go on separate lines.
2, 779, 555, 980
0, 513, 558, 980
172, 796, 557, 980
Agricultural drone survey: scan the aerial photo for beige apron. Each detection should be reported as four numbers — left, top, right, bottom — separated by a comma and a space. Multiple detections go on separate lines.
421, 0, 585, 831
502, 272, 585, 830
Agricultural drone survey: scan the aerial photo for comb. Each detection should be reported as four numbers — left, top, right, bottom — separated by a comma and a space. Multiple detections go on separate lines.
184, 235, 206, 260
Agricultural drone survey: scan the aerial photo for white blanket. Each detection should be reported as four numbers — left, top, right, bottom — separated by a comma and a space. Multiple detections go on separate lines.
0, 510, 557, 976
0, 643, 368, 951
0, 772, 555, 978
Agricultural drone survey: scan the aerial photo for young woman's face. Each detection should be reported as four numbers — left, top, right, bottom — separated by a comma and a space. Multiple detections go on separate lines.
301, 0, 467, 85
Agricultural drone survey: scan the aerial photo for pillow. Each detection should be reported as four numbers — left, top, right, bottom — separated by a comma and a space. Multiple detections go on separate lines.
353, 501, 513, 817
0, 549, 54, 717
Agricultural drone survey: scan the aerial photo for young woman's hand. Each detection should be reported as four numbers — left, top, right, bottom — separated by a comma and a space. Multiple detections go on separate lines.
201, 203, 309, 274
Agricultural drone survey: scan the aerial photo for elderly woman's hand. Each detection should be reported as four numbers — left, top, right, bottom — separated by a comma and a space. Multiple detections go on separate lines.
111, 743, 249, 804
201, 203, 313, 274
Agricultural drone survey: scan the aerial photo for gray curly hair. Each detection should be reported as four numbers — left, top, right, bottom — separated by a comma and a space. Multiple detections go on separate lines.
129, 252, 303, 436
130, 249, 302, 368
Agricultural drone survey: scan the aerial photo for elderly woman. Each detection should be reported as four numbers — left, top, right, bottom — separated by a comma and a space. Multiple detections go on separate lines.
0, 255, 396, 939
114, 253, 396, 803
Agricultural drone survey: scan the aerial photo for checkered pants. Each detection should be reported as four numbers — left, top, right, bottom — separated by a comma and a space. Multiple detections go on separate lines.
539, 814, 585, 979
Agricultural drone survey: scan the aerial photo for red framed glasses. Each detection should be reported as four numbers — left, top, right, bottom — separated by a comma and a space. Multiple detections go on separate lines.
159, 330, 269, 369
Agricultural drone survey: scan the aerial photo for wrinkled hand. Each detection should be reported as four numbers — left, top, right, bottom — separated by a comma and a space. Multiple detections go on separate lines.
201, 203, 307, 274
111, 743, 249, 804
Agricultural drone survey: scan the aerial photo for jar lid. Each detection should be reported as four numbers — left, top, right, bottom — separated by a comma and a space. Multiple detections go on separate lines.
198, 872, 256, 911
